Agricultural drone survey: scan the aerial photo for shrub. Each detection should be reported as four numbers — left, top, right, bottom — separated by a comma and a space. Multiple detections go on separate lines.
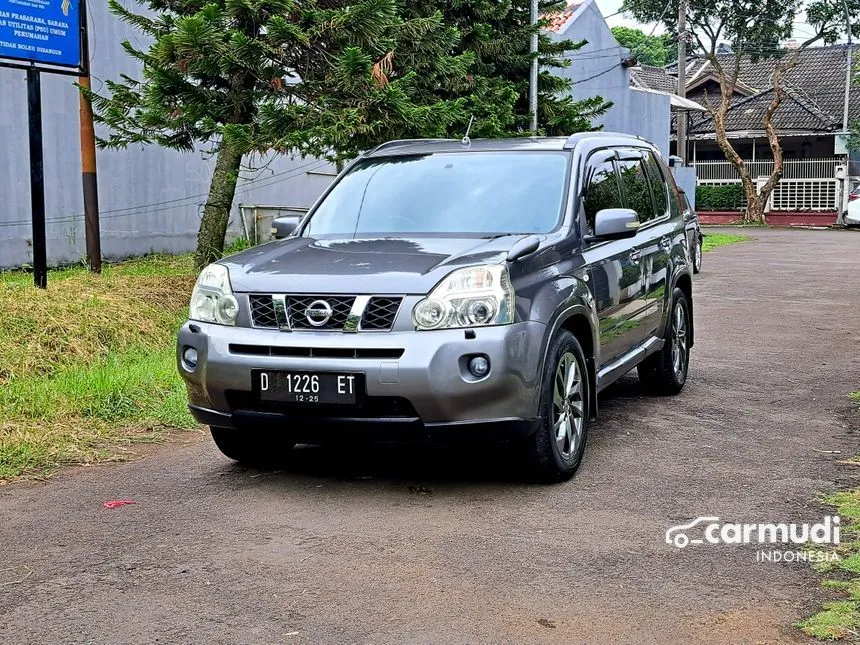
696, 183, 746, 211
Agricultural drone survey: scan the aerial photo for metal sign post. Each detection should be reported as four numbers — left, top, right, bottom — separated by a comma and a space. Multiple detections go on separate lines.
0, 0, 89, 287
26, 67, 47, 288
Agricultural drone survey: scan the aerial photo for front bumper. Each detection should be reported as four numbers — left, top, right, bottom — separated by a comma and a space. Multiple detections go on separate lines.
177, 320, 547, 441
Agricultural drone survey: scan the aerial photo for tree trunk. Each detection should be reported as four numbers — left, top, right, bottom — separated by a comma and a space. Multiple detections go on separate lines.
746, 194, 766, 224
704, 54, 764, 225
713, 112, 761, 223
195, 145, 243, 269
740, 178, 764, 224
753, 64, 795, 227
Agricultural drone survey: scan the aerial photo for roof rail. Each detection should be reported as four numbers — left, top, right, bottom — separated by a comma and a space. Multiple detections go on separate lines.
367, 138, 459, 155
563, 131, 648, 149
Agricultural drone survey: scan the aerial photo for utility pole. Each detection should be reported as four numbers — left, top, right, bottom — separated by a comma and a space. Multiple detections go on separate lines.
676, 0, 688, 164
78, 9, 102, 272
839, 0, 852, 223
842, 0, 852, 135
529, 0, 539, 133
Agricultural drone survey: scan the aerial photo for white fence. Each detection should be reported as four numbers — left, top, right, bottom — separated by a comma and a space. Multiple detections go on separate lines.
769, 179, 838, 212
695, 157, 841, 212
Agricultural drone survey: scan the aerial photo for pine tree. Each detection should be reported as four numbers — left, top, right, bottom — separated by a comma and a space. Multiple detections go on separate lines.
91, 0, 471, 267
90, 0, 609, 265
427, 0, 611, 136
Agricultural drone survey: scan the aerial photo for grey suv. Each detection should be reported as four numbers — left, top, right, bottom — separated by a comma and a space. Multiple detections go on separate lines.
178, 133, 693, 481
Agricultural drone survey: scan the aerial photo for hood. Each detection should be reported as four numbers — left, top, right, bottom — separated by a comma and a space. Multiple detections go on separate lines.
222, 235, 532, 294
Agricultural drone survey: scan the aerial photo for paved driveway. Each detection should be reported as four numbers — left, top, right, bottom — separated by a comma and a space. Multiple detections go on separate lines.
1, 229, 859, 645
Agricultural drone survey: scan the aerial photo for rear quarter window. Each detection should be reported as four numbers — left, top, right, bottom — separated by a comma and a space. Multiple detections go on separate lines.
643, 151, 671, 218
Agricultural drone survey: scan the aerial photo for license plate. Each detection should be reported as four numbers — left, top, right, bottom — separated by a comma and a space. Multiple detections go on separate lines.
255, 370, 360, 405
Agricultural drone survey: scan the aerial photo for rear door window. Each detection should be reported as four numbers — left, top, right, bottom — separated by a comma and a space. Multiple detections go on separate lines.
615, 151, 659, 223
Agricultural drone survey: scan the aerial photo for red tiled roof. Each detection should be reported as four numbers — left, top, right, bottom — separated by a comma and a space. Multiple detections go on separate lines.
543, 2, 583, 33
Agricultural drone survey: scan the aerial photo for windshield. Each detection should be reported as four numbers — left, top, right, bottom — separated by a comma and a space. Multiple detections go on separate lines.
302, 152, 569, 237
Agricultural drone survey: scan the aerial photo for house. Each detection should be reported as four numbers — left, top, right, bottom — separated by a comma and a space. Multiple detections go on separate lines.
544, 0, 676, 159
632, 45, 860, 161
630, 46, 860, 221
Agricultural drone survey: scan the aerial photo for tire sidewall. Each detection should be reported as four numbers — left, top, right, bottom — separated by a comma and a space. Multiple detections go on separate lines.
537, 331, 590, 475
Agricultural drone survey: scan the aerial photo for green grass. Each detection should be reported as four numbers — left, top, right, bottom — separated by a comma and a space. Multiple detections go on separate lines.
797, 392, 860, 642
797, 602, 860, 641
0, 255, 199, 481
224, 236, 254, 255
702, 233, 749, 252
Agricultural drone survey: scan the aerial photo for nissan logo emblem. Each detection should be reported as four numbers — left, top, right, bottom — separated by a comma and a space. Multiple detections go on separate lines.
305, 300, 333, 326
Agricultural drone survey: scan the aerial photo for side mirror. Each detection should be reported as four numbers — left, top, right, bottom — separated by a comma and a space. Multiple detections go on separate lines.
271, 217, 300, 240
587, 208, 639, 242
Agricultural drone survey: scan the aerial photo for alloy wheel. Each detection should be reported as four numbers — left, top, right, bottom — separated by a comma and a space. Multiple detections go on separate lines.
552, 352, 585, 460
671, 302, 688, 379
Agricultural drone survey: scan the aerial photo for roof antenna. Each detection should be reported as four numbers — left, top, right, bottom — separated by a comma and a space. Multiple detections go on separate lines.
461, 116, 474, 147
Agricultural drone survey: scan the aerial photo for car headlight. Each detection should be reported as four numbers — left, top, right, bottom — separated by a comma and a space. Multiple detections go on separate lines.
189, 263, 239, 325
412, 265, 514, 330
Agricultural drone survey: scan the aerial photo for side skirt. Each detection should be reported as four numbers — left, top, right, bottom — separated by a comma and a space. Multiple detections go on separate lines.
595, 336, 664, 394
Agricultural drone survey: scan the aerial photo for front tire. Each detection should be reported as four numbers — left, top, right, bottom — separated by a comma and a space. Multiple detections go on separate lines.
638, 288, 691, 395
210, 426, 295, 464
528, 331, 590, 483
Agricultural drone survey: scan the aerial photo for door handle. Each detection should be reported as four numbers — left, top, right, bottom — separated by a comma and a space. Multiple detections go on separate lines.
660, 236, 671, 249
628, 249, 641, 262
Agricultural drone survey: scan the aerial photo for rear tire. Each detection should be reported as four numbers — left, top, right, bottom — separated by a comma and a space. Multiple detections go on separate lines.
638, 288, 690, 395
210, 426, 295, 464
528, 331, 590, 483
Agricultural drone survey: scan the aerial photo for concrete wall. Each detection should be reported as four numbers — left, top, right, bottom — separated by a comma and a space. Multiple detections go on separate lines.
0, 3, 335, 269
672, 166, 697, 209
547, 0, 671, 157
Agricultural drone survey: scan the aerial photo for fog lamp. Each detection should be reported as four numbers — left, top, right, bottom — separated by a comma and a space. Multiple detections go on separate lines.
182, 346, 199, 371
468, 355, 490, 378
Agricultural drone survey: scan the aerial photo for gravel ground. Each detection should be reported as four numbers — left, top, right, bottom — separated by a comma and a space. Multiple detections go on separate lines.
1, 227, 858, 645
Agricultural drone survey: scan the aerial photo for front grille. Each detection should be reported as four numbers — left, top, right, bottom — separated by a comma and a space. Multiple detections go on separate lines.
229, 344, 404, 359
249, 295, 278, 329
288, 295, 354, 330
361, 297, 402, 331
247, 294, 402, 332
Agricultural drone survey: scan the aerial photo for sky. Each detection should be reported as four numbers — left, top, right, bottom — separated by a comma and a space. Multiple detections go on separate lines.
593, 0, 826, 42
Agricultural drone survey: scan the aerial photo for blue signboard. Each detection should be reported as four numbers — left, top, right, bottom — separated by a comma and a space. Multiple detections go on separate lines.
0, 0, 82, 69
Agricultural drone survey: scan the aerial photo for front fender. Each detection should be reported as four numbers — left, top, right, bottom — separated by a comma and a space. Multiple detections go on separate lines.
527, 272, 600, 418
